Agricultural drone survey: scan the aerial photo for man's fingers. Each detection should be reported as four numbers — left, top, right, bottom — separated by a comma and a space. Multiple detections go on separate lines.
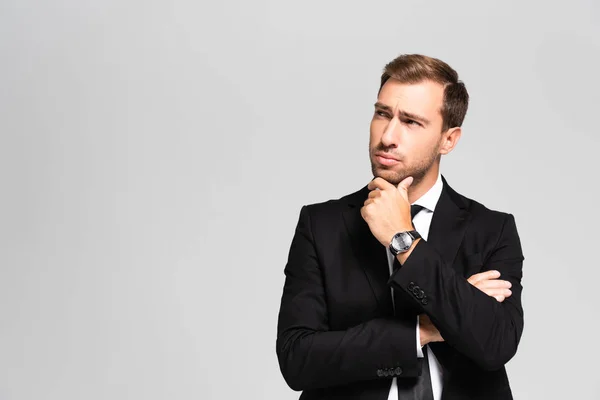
367, 177, 394, 191
473, 287, 511, 302
480, 288, 512, 297
467, 271, 513, 301
467, 270, 501, 284
368, 190, 381, 199
397, 176, 414, 192
475, 279, 512, 289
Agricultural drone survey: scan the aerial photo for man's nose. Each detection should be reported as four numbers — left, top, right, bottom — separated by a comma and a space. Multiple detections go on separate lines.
381, 117, 400, 147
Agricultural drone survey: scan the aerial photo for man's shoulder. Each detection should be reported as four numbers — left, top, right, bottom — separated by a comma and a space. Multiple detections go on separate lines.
452, 187, 522, 257
452, 186, 516, 228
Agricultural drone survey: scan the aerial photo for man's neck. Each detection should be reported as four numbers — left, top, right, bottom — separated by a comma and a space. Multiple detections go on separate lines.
408, 167, 440, 204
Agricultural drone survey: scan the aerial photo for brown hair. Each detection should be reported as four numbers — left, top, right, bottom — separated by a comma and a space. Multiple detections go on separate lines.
379, 54, 469, 131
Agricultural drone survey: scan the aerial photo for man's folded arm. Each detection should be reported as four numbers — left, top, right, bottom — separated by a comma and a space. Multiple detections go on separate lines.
276, 205, 421, 392
388, 213, 524, 371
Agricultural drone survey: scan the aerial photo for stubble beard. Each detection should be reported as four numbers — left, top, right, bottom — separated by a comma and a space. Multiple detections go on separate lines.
369, 144, 441, 186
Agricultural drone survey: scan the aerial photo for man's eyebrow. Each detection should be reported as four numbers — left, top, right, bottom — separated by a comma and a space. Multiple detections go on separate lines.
374, 102, 392, 112
398, 110, 431, 126
373, 102, 431, 126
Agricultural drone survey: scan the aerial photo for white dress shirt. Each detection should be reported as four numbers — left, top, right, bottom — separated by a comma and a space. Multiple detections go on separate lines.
386, 173, 444, 400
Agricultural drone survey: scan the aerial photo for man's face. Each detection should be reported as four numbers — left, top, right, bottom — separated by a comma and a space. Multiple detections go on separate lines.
369, 78, 447, 185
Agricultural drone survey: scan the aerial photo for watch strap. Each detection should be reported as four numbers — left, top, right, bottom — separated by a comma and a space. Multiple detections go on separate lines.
407, 230, 421, 240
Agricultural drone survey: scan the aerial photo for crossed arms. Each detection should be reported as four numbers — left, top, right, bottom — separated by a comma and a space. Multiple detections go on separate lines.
276, 205, 524, 391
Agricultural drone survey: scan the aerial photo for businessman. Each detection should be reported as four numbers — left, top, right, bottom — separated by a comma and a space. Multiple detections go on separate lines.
276, 54, 524, 399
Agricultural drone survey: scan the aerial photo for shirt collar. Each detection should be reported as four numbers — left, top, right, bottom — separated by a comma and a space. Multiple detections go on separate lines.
411, 173, 443, 212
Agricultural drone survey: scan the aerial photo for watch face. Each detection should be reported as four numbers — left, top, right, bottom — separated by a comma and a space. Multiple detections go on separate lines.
392, 233, 412, 252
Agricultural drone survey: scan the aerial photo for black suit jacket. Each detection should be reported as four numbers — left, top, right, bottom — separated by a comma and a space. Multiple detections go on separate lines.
276, 176, 525, 399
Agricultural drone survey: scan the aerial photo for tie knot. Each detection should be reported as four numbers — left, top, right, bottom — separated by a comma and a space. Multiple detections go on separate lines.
411, 204, 424, 220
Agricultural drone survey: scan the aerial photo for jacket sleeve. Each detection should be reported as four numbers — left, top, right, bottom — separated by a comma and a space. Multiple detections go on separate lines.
388, 213, 524, 371
276, 205, 422, 391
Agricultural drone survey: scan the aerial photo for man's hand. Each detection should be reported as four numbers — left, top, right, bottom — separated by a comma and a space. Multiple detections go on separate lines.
419, 271, 513, 346
467, 270, 512, 302
361, 177, 414, 247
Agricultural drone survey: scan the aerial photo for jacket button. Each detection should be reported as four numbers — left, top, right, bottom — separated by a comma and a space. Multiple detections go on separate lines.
377, 369, 384, 377
415, 290, 424, 299
395, 367, 403, 375
408, 282, 415, 290
421, 297, 428, 305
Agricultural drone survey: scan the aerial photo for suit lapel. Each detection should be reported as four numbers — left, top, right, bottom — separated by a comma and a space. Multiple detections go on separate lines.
342, 185, 392, 312
427, 175, 470, 266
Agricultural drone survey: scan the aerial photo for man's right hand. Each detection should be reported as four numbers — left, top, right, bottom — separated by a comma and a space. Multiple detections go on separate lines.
419, 270, 513, 345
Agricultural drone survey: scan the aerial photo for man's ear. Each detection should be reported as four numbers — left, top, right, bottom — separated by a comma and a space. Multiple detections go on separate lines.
439, 127, 462, 155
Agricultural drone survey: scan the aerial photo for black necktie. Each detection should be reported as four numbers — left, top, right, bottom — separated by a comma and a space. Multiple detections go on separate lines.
410, 205, 424, 225
394, 204, 434, 400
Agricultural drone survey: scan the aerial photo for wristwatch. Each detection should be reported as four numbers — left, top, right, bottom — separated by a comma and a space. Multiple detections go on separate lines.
389, 230, 422, 255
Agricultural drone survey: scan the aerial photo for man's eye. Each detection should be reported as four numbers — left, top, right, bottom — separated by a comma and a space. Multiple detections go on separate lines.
405, 119, 420, 126
375, 111, 389, 118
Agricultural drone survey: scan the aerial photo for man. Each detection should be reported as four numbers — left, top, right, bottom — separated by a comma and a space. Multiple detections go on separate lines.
276, 54, 524, 400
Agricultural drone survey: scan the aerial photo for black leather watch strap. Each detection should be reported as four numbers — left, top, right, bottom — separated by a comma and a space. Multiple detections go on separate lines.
407, 230, 421, 240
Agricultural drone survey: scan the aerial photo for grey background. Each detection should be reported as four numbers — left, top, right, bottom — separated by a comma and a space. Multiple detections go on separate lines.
1, 0, 599, 399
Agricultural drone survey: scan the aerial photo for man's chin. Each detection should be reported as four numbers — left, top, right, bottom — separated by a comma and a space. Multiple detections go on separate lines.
371, 167, 404, 185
